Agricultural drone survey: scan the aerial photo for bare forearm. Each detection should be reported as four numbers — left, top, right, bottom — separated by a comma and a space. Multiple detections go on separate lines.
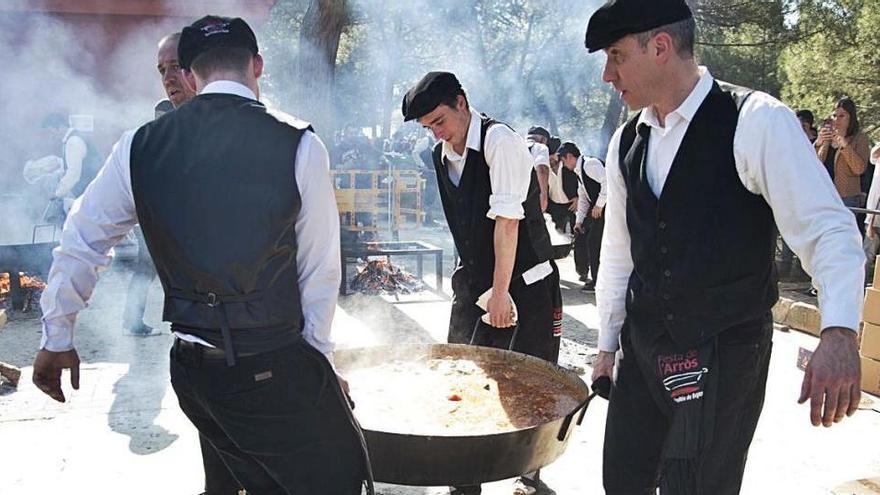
537, 165, 549, 212
492, 217, 519, 293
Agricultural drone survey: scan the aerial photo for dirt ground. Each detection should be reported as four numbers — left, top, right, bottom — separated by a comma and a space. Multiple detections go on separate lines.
1, 231, 879, 494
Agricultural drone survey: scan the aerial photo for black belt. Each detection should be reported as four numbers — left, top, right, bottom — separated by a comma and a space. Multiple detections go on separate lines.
173, 337, 262, 360
169, 289, 263, 367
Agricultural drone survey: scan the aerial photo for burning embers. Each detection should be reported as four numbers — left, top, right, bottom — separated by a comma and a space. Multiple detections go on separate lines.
350, 259, 425, 295
0, 272, 47, 312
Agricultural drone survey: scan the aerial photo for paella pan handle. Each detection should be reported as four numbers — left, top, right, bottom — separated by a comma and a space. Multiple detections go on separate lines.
469, 319, 520, 351
557, 376, 612, 441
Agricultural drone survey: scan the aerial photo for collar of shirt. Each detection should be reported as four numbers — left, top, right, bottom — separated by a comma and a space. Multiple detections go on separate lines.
200, 80, 257, 101
441, 107, 482, 163
637, 66, 714, 136
574, 155, 584, 178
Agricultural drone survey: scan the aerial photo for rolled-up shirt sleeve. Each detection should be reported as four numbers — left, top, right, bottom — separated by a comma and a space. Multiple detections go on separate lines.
40, 131, 139, 351
293, 132, 342, 362
734, 93, 864, 333
595, 127, 633, 352
483, 125, 533, 220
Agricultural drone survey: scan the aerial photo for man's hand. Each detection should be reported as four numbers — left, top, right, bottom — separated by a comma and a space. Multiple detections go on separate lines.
487, 290, 514, 328
591, 350, 615, 383
832, 132, 849, 149
574, 222, 585, 235
591, 205, 604, 219
336, 372, 351, 395
32, 349, 80, 403
798, 327, 861, 427
567, 198, 578, 213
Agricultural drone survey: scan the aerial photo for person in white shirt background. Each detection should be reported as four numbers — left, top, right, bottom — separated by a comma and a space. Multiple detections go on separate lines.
557, 141, 607, 292
584, 0, 863, 493
36, 113, 101, 225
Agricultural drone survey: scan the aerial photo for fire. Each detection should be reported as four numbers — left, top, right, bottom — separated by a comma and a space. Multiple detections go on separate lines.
0, 272, 47, 299
350, 259, 425, 295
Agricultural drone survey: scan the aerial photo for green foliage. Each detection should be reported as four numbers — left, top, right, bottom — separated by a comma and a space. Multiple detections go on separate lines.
781, 0, 880, 136
258, 0, 879, 146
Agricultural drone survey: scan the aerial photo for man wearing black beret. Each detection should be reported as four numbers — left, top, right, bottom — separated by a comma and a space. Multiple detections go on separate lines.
527, 126, 553, 213
402, 71, 562, 495
32, 15, 372, 495
585, 1, 864, 494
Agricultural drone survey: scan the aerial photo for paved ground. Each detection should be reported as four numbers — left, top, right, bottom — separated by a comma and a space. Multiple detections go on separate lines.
1, 229, 879, 495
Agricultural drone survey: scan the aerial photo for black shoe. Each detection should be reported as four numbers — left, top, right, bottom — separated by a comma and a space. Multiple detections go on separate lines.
581, 281, 596, 292
125, 323, 156, 336
578, 273, 588, 282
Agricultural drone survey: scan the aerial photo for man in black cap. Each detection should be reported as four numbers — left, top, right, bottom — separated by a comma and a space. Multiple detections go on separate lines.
585, 1, 864, 494
546, 136, 580, 235
402, 71, 562, 495
32, 16, 371, 495
556, 142, 606, 292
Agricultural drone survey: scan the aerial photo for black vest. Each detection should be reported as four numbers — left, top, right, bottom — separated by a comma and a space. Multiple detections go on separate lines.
619, 81, 778, 348
432, 115, 553, 294
560, 167, 579, 201
580, 156, 604, 207
64, 131, 102, 198
130, 93, 312, 358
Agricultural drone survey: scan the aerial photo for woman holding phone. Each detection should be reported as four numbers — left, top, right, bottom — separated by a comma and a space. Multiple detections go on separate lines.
815, 98, 871, 223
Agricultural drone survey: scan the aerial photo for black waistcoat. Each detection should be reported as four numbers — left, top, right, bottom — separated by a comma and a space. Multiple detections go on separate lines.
561, 167, 580, 201
130, 93, 312, 357
580, 157, 604, 207
619, 81, 778, 348
432, 115, 553, 295
64, 131, 102, 198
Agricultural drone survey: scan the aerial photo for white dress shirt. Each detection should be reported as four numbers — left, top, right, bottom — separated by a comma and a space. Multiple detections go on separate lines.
865, 145, 880, 228
596, 67, 864, 352
548, 165, 572, 205
574, 156, 608, 225
55, 129, 87, 198
527, 140, 551, 170
440, 108, 552, 284
39, 80, 342, 360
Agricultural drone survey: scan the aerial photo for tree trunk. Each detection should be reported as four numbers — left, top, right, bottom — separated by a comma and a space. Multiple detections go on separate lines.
296, 0, 349, 137
599, 88, 625, 159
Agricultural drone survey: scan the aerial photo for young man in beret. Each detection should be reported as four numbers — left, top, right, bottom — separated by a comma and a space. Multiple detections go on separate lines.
585, 1, 863, 493
556, 142, 606, 292
402, 71, 562, 495
32, 16, 371, 495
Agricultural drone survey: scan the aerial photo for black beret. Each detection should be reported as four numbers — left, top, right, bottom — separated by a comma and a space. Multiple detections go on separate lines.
527, 126, 550, 140
557, 141, 581, 157
401, 72, 463, 122
179, 16, 258, 70
585, 0, 693, 53
547, 136, 562, 155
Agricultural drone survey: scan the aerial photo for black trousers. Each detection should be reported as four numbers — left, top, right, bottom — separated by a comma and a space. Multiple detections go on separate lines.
585, 214, 604, 282
603, 314, 773, 495
200, 433, 243, 494
170, 339, 368, 495
122, 228, 156, 329
547, 201, 575, 233
449, 263, 562, 493
447, 262, 562, 364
